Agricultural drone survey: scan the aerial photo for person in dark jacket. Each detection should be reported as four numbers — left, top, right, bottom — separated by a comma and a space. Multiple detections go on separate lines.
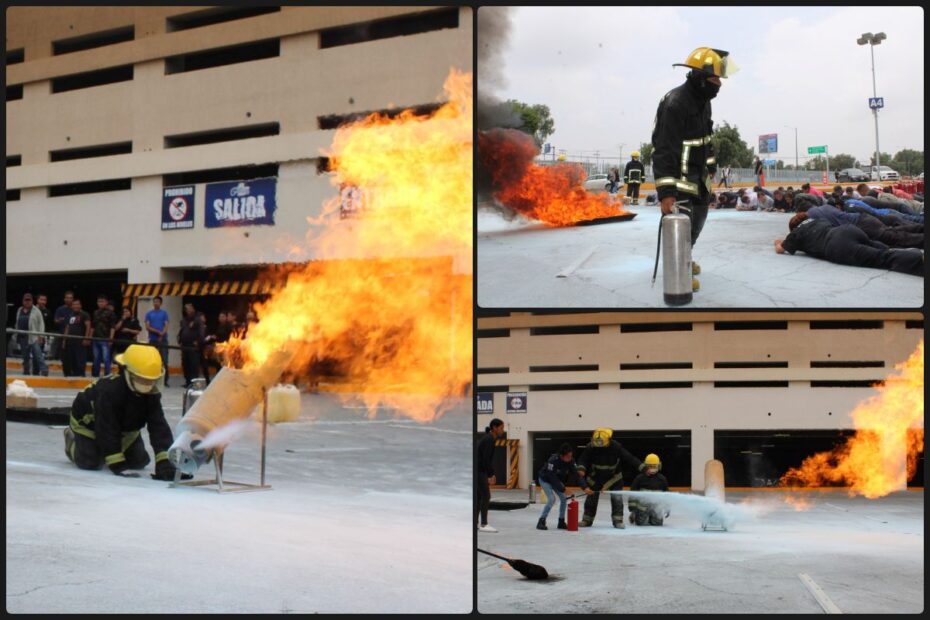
624, 152, 645, 205
807, 205, 923, 249
476, 418, 505, 533
112, 307, 143, 356
178, 303, 206, 388
774, 213, 923, 276
63, 344, 189, 481
577, 428, 645, 528
628, 453, 670, 526
536, 443, 593, 530
652, 47, 734, 291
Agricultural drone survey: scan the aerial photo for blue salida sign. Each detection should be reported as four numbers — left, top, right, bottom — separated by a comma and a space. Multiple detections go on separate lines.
476, 392, 494, 414
162, 185, 195, 230
205, 177, 277, 228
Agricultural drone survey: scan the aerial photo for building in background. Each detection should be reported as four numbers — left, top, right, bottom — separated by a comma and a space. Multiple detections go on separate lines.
476, 311, 924, 490
6, 6, 472, 368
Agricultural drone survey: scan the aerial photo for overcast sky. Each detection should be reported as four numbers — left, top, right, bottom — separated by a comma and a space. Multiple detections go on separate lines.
480, 6, 924, 166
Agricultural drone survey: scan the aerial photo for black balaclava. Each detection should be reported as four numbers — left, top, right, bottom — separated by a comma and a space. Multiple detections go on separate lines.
687, 70, 721, 100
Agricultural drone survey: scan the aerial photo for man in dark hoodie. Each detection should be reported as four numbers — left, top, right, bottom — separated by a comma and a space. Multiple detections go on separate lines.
476, 418, 505, 533
536, 443, 593, 530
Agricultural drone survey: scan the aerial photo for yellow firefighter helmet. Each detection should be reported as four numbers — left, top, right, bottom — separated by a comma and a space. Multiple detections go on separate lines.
558, 153, 567, 161
631, 151, 641, 159
592, 428, 613, 447
673, 47, 738, 78
115, 344, 164, 394
644, 453, 662, 470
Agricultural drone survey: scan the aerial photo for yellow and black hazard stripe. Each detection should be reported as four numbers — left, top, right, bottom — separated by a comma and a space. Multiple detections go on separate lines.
121, 279, 284, 305
494, 438, 521, 489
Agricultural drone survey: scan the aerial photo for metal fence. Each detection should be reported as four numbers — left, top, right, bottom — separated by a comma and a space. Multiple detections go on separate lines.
538, 159, 842, 185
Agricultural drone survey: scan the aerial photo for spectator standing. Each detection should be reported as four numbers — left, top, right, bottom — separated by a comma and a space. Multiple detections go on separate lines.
15, 294, 47, 376
51, 291, 74, 361
33, 293, 52, 374
112, 307, 142, 356
178, 303, 206, 388
91, 294, 117, 377
63, 299, 92, 377
144, 296, 170, 387
717, 165, 731, 189
477, 418, 505, 533
754, 157, 764, 186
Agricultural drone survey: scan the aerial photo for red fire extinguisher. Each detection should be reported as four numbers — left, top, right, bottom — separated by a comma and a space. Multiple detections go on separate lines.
567, 496, 579, 531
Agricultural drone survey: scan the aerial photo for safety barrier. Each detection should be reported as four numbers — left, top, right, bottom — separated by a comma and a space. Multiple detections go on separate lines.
493, 438, 520, 489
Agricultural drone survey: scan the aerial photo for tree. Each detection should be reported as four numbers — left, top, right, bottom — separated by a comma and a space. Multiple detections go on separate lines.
711, 122, 754, 168
775, 160, 785, 170
891, 149, 924, 176
868, 152, 894, 167
639, 142, 654, 167
828, 153, 856, 171
505, 99, 555, 146
806, 156, 827, 171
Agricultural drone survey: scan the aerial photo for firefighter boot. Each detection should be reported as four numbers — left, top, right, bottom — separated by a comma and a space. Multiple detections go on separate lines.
63, 427, 75, 462
613, 517, 626, 529
692, 277, 700, 292
693, 261, 701, 275
536, 518, 548, 531
579, 514, 595, 527
557, 519, 568, 530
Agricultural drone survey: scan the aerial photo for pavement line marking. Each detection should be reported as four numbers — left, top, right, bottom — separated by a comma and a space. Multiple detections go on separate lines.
557, 245, 599, 278
798, 573, 843, 614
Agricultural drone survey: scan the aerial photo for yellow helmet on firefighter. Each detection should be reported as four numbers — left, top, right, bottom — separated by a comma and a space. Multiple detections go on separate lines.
644, 453, 662, 470
558, 153, 567, 161
591, 428, 613, 447
631, 151, 641, 159
673, 47, 738, 78
115, 344, 164, 394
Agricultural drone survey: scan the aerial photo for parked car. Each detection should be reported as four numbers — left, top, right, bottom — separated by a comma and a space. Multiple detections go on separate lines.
835, 168, 870, 182
583, 173, 621, 194
869, 165, 900, 181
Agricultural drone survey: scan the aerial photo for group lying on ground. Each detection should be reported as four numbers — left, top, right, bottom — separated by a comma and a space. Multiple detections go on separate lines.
772, 184, 924, 277
714, 182, 924, 216
536, 428, 669, 530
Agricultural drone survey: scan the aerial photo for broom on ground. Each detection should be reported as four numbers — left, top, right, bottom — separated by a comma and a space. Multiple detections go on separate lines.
478, 548, 549, 580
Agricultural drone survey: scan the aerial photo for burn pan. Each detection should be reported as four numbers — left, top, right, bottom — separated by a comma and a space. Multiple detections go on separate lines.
573, 213, 638, 226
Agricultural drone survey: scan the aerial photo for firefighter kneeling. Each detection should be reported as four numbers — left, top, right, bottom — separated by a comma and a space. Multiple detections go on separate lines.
577, 428, 645, 529
63, 344, 190, 481
628, 453, 670, 526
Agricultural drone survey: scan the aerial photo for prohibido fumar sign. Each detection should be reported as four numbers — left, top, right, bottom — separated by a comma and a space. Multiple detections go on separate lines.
205, 178, 277, 228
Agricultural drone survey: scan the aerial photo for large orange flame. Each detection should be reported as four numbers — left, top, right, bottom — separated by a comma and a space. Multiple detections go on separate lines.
780, 340, 924, 498
222, 70, 472, 422
478, 128, 629, 226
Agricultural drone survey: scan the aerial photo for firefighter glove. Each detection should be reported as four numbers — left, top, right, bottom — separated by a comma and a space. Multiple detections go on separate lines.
109, 459, 136, 476
151, 459, 192, 481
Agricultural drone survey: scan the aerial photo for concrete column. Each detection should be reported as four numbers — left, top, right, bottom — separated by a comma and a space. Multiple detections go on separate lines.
691, 423, 714, 491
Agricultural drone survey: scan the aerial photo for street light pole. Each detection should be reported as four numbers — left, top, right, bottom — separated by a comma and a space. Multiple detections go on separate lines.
858, 32, 886, 175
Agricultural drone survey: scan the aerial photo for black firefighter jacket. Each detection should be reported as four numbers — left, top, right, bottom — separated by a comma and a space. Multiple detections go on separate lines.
577, 439, 645, 490
651, 79, 718, 203
70, 374, 174, 468
624, 159, 645, 185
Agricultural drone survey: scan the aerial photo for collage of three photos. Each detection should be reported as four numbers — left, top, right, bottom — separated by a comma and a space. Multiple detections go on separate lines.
4, 4, 924, 615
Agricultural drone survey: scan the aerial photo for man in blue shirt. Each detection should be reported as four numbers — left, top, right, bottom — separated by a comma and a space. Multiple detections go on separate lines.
144, 296, 170, 387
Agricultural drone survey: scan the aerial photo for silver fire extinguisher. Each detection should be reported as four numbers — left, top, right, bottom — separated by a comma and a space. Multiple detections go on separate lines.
651, 202, 693, 306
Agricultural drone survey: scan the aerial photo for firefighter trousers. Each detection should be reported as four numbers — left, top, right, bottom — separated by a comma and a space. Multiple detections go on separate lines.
680, 198, 709, 246
626, 183, 640, 200
583, 478, 624, 524
65, 428, 151, 471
